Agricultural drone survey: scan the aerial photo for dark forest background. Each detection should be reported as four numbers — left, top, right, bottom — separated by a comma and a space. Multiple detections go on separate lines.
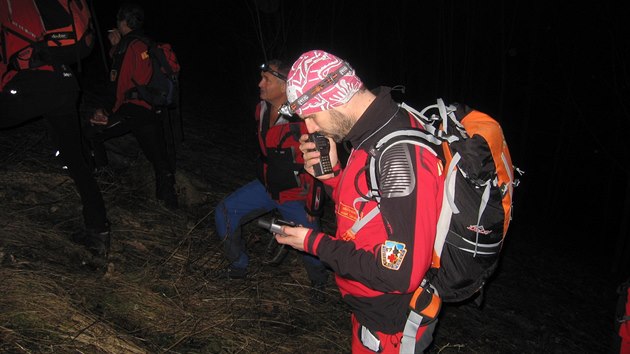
1, 1, 628, 352
92, 0, 630, 279
88, 0, 628, 324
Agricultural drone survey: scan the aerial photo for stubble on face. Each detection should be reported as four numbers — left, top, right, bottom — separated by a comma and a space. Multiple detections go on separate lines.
320, 108, 354, 143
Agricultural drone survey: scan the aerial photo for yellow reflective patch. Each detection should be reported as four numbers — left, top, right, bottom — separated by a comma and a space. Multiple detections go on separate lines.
337, 201, 359, 222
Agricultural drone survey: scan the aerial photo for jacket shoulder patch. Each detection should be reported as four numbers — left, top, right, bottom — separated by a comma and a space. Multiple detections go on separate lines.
381, 240, 407, 270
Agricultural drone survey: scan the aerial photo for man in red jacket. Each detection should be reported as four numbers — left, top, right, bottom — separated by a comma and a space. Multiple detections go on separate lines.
87, 3, 177, 209
276, 50, 444, 353
213, 59, 330, 301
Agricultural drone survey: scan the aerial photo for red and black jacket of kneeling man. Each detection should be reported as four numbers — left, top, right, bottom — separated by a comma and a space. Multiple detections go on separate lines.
255, 100, 324, 216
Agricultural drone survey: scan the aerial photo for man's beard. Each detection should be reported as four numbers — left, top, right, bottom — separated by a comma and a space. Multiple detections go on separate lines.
320, 108, 354, 143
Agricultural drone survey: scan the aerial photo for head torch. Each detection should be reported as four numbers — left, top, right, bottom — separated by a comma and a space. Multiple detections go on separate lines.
260, 63, 287, 81
278, 102, 294, 117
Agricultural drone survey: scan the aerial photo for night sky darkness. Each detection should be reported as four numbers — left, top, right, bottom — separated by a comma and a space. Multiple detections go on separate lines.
85, 1, 629, 279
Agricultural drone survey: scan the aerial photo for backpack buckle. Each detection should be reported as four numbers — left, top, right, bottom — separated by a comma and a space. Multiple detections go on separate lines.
401, 281, 441, 353
409, 280, 441, 324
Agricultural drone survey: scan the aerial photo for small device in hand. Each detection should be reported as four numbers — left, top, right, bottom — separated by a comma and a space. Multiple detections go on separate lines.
308, 132, 333, 176
257, 217, 296, 237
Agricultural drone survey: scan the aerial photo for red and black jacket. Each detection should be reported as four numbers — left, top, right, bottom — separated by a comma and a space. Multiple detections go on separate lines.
302, 87, 444, 333
0, 0, 93, 91
108, 30, 152, 113
255, 101, 324, 216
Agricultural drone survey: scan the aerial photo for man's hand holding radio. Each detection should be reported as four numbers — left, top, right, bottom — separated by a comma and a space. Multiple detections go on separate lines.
300, 132, 338, 180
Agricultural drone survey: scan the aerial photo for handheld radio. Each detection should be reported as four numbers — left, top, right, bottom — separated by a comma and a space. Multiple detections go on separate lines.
308, 132, 333, 176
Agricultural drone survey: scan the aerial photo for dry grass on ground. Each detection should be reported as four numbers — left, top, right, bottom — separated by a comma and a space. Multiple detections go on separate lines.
0, 127, 350, 353
0, 108, 618, 353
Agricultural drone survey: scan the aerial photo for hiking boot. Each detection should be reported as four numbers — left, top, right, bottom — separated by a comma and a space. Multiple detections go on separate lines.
156, 172, 178, 209
214, 265, 247, 280
72, 227, 111, 258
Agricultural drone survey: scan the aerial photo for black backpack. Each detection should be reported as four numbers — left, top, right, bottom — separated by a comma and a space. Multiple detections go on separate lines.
355, 98, 520, 302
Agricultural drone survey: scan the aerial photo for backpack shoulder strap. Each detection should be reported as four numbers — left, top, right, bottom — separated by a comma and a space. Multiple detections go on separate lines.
367, 129, 440, 202
112, 33, 152, 86
114, 33, 152, 60
349, 128, 441, 237
272, 113, 303, 148
111, 34, 137, 67
123, 33, 153, 46
401, 99, 463, 142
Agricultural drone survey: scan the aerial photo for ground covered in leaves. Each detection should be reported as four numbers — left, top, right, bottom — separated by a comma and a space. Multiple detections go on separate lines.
0, 83, 621, 353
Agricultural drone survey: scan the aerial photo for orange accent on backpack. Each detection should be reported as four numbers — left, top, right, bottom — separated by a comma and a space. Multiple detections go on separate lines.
1, 0, 93, 88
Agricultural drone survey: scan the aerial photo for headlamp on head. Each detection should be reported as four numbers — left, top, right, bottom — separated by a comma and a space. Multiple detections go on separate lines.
260, 63, 287, 81
277, 103, 294, 117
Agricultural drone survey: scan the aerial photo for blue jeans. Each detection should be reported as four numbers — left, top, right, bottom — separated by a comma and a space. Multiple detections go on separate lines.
215, 180, 329, 285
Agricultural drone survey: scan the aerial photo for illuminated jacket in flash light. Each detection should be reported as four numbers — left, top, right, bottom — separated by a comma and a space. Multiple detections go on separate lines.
255, 101, 324, 216
0, 0, 93, 91
302, 87, 444, 333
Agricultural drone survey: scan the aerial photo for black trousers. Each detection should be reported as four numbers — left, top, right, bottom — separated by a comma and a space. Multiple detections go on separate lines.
0, 70, 108, 231
86, 103, 174, 180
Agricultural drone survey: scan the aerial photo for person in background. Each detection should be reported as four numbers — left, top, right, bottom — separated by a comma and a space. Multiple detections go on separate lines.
275, 50, 445, 353
213, 59, 330, 302
0, 0, 110, 258
86, 2, 177, 209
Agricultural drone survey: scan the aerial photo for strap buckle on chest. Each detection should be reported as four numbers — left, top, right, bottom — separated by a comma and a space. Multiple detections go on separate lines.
409, 281, 441, 320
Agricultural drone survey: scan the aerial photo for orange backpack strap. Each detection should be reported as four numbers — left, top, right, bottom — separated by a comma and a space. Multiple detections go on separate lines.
460, 110, 514, 237
1, 0, 46, 70
0, 0, 92, 71
401, 280, 442, 353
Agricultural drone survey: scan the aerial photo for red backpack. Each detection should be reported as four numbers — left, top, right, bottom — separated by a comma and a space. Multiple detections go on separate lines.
0, 0, 93, 90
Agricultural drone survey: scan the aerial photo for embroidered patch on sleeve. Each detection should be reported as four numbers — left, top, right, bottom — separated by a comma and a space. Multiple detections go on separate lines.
337, 201, 360, 222
381, 240, 407, 270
